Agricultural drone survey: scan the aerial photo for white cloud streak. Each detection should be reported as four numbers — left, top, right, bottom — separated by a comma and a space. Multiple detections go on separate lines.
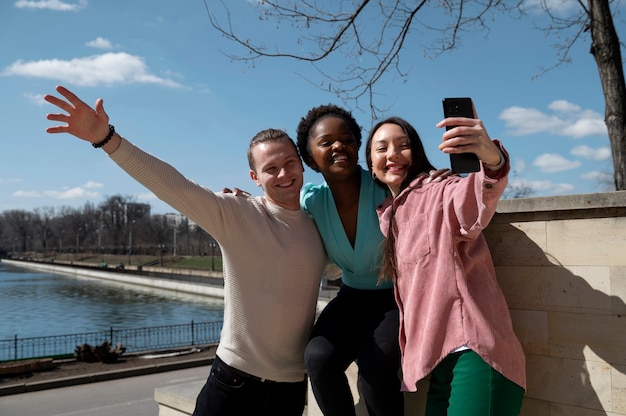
533, 153, 582, 173
23, 92, 46, 105
14, 0, 87, 11
2, 52, 181, 88
86, 37, 113, 50
12, 181, 103, 200
522, 0, 581, 15
499, 100, 607, 138
508, 177, 575, 195
570, 145, 612, 161
581, 170, 613, 182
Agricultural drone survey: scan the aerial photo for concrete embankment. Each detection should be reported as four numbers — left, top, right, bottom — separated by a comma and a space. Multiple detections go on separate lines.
1, 258, 225, 299
1, 259, 335, 308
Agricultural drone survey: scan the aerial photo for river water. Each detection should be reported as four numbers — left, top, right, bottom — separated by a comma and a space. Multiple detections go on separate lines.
0, 261, 224, 340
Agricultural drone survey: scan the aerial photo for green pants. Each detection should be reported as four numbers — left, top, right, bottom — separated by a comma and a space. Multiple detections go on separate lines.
425, 349, 524, 416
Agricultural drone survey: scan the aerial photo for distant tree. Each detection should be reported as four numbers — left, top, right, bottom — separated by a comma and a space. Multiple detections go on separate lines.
206, 0, 625, 190
98, 195, 139, 251
0, 216, 5, 251
33, 207, 56, 253
0, 197, 167, 256
148, 215, 172, 264
3, 210, 33, 252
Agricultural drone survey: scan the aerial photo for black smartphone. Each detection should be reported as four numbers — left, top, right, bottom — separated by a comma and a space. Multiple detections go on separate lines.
442, 97, 480, 174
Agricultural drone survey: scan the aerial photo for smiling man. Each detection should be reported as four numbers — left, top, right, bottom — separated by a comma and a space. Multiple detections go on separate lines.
45, 85, 328, 416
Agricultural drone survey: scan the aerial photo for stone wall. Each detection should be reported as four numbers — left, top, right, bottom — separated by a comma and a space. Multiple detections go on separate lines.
485, 191, 626, 415
306, 191, 626, 415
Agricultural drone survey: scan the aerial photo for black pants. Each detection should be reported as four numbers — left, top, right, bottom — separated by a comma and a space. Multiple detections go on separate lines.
192, 355, 307, 416
305, 285, 403, 416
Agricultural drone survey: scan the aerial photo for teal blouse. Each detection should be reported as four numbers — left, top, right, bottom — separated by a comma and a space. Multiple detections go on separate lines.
301, 167, 392, 290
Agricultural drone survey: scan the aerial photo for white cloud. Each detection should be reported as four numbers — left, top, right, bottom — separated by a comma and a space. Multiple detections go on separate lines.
2, 52, 181, 88
12, 182, 103, 200
86, 37, 113, 50
508, 177, 575, 195
23, 92, 46, 105
499, 100, 607, 138
522, 0, 580, 15
581, 170, 613, 182
44, 186, 100, 200
138, 192, 158, 202
533, 153, 581, 173
561, 115, 607, 138
12, 190, 43, 198
570, 145, 611, 161
548, 100, 580, 113
14, 0, 87, 11
83, 181, 104, 189
512, 158, 527, 173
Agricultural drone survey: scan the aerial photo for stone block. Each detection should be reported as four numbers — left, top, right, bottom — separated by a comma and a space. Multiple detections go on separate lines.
547, 218, 626, 266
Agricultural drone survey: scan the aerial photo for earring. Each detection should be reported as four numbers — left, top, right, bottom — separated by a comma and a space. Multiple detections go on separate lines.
371, 171, 377, 181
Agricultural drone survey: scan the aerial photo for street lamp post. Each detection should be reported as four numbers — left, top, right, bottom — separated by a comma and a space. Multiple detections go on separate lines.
128, 221, 133, 266
173, 226, 177, 257
75, 227, 81, 261
98, 224, 104, 263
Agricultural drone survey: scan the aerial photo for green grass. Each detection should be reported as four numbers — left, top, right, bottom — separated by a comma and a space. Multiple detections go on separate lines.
46, 254, 223, 271
167, 256, 222, 270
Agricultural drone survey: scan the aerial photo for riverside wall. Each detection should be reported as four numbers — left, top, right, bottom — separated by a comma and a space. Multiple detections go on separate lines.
306, 190, 626, 416
485, 191, 626, 416
1, 258, 227, 299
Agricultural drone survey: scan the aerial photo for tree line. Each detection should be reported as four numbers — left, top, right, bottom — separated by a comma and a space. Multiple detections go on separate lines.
0, 194, 217, 260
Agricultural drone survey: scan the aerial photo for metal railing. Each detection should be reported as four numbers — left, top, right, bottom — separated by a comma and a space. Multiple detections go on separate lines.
0, 320, 222, 362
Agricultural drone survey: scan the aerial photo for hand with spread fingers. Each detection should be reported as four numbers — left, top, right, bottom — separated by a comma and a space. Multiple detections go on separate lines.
45, 85, 117, 151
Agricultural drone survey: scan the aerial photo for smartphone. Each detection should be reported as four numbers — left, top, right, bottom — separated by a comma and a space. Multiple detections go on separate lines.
442, 97, 480, 174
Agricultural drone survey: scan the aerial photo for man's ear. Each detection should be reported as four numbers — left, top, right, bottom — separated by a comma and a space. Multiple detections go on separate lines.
250, 170, 262, 186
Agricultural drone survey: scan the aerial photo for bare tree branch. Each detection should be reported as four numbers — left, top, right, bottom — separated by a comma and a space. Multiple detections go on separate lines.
204, 0, 625, 189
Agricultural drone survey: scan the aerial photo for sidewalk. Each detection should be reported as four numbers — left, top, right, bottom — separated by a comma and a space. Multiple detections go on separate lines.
0, 344, 216, 397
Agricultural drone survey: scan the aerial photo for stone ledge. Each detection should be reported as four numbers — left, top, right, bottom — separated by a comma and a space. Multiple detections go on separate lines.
0, 358, 54, 376
497, 190, 626, 213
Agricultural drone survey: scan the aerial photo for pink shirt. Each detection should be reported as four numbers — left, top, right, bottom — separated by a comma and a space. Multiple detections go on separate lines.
377, 144, 526, 392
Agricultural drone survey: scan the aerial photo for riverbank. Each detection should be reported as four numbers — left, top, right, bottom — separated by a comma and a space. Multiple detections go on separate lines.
1, 258, 226, 298
0, 258, 339, 305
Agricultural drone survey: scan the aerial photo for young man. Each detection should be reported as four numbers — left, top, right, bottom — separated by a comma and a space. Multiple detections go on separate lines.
45, 86, 328, 416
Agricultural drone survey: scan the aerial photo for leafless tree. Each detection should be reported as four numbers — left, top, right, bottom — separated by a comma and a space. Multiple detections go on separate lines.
3, 210, 34, 252
206, 0, 625, 190
33, 207, 56, 253
148, 215, 172, 265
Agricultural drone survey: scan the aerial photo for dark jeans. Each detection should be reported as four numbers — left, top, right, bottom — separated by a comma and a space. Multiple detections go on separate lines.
305, 285, 403, 416
192, 355, 307, 416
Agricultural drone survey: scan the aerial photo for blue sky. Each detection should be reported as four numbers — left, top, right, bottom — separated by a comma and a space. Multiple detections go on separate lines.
1, 0, 622, 215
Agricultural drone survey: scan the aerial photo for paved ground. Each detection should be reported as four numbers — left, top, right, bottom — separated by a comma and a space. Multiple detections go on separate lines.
0, 344, 217, 396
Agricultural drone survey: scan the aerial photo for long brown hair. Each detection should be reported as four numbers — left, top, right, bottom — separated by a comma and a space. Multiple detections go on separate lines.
365, 117, 436, 282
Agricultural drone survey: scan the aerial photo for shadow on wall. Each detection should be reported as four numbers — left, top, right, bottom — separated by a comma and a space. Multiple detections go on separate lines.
486, 223, 626, 414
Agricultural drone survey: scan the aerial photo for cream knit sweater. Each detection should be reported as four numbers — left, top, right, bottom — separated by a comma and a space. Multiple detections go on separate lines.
109, 139, 327, 382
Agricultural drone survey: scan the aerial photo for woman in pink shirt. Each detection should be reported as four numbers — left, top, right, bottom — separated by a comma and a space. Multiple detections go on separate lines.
364, 112, 526, 415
